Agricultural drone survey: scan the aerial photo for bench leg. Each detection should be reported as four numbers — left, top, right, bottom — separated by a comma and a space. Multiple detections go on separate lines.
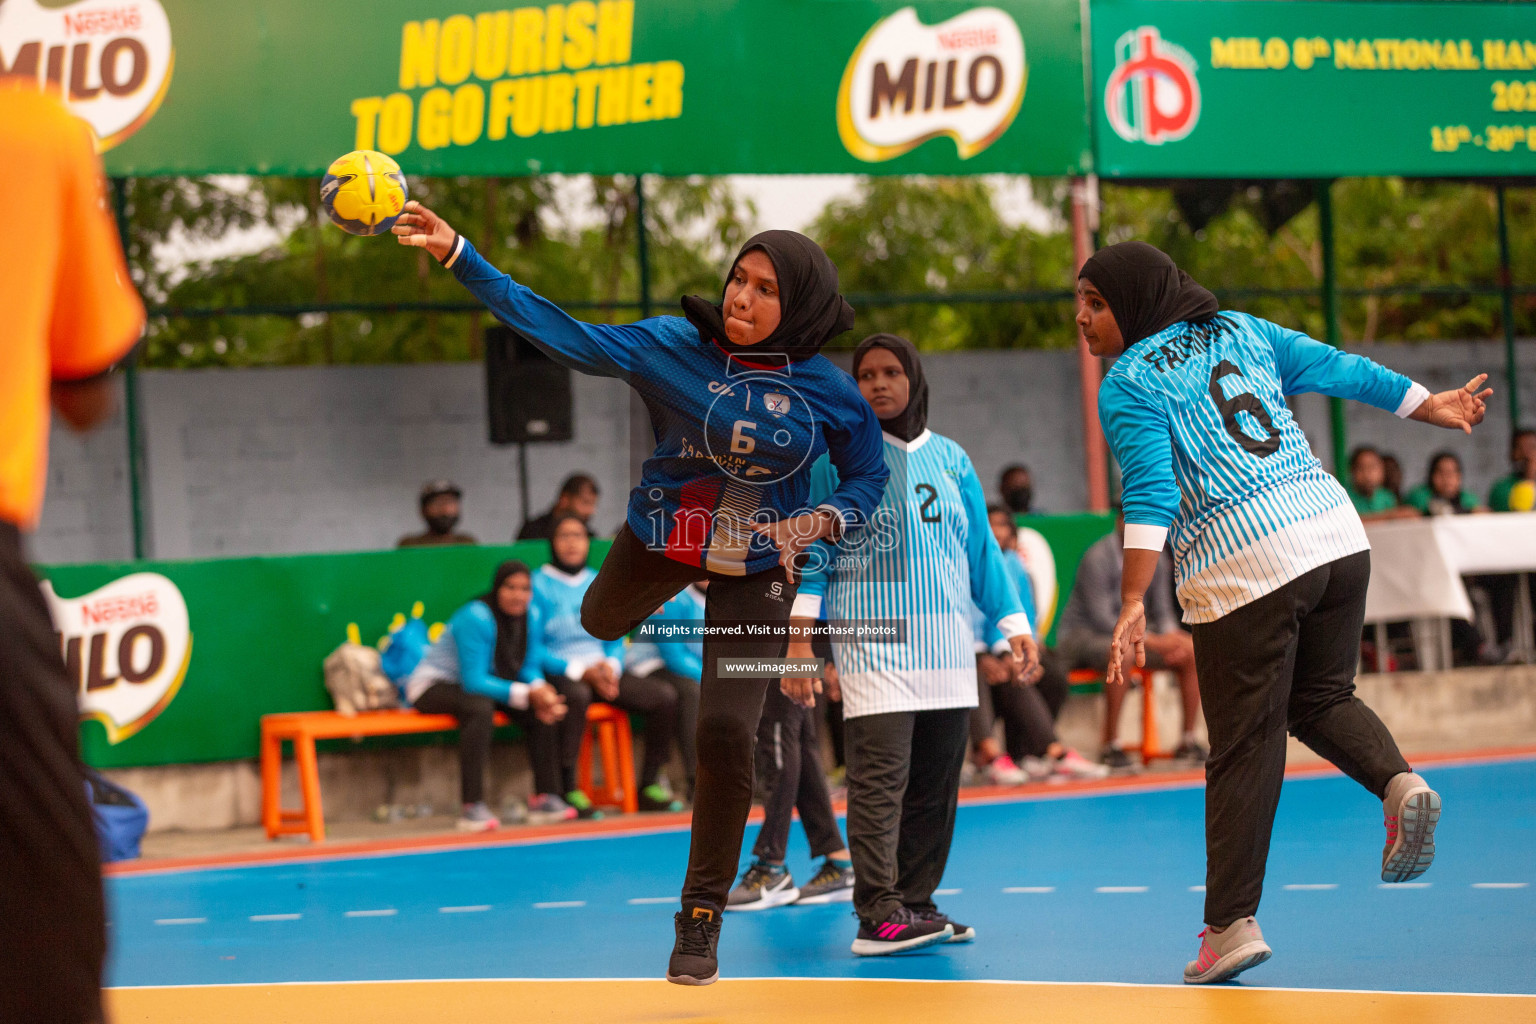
294, 734, 325, 842
598, 721, 621, 807
615, 717, 637, 814
261, 728, 283, 839
577, 727, 594, 799
1140, 671, 1163, 760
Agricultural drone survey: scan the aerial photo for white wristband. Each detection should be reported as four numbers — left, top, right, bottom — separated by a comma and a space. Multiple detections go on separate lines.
1123, 523, 1168, 552
1394, 382, 1430, 419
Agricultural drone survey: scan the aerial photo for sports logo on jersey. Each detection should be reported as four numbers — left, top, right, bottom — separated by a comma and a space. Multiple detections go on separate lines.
764, 393, 790, 415
768, 581, 784, 599
707, 380, 736, 396
837, 6, 1026, 163
1104, 26, 1200, 146
41, 572, 192, 744
0, 0, 176, 151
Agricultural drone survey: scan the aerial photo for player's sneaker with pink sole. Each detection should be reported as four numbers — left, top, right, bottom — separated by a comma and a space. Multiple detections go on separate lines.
983, 754, 1028, 786
1183, 916, 1272, 984
1381, 771, 1441, 883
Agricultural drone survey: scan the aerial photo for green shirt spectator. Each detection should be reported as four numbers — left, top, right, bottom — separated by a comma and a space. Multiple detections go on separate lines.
1347, 484, 1399, 515
1407, 452, 1482, 516
1487, 428, 1535, 512
1404, 484, 1477, 515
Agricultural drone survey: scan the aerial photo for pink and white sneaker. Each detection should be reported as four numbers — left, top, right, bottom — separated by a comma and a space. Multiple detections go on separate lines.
1051, 748, 1110, 781
983, 755, 1028, 786
1381, 772, 1441, 883
1183, 916, 1271, 984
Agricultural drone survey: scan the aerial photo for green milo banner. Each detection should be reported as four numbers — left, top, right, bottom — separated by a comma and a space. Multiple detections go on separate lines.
0, 0, 1088, 176
37, 515, 1109, 769
1092, 0, 1536, 178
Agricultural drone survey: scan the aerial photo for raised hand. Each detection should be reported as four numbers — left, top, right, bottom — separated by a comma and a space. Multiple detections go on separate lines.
1410, 374, 1494, 435
391, 200, 457, 262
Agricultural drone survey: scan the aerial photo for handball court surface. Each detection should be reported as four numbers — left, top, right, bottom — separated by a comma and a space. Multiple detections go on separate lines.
104, 749, 1536, 1023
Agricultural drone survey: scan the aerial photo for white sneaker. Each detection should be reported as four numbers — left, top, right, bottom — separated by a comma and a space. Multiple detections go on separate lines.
1184, 917, 1272, 984
1052, 748, 1111, 781
456, 801, 500, 832
984, 755, 1028, 785
1020, 756, 1054, 781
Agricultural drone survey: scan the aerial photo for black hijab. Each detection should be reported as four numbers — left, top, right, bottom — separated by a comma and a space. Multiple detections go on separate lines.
547, 511, 591, 576
1078, 241, 1221, 347
852, 333, 928, 443
480, 560, 530, 680
682, 230, 856, 363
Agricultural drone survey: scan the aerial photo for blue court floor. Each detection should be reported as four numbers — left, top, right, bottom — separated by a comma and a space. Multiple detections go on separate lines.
106, 756, 1535, 996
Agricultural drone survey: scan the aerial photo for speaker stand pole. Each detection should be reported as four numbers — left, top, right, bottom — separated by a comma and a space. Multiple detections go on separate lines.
517, 442, 530, 529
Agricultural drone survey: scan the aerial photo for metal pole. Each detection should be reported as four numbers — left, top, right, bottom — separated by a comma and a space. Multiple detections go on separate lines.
517, 442, 530, 527
1071, 176, 1110, 512
635, 174, 652, 319
1318, 180, 1349, 475
112, 177, 148, 560
1497, 185, 1522, 429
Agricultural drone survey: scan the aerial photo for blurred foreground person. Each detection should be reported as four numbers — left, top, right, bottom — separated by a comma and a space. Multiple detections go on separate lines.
0, 80, 145, 1024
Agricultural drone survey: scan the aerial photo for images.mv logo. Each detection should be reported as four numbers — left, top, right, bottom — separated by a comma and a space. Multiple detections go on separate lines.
1104, 26, 1200, 146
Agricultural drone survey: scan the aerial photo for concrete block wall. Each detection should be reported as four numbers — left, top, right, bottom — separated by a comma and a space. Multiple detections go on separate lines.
29, 338, 1536, 564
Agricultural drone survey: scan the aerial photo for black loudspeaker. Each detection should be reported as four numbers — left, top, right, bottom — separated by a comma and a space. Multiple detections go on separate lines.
485, 326, 574, 444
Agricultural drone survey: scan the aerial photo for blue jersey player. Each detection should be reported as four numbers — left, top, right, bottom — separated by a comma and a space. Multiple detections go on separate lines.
395, 201, 888, 987
1079, 241, 1492, 985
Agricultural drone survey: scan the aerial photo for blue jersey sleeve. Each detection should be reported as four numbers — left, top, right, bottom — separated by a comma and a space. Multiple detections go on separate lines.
451, 239, 661, 381
1099, 374, 1180, 530
1245, 313, 1412, 412
959, 452, 1027, 632
449, 603, 516, 704
529, 587, 572, 680
816, 379, 889, 530
521, 602, 549, 686
657, 596, 704, 681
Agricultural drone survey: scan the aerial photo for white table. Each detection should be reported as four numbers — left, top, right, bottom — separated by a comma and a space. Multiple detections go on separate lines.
1363, 513, 1536, 670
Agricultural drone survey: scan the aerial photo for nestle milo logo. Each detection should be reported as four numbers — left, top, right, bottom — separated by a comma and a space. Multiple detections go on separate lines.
43, 572, 192, 744
837, 6, 1026, 162
0, 0, 174, 150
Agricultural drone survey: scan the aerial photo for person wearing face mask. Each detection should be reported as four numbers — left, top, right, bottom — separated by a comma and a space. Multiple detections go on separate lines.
1078, 240, 1492, 985
998, 464, 1035, 516
395, 201, 892, 986
789, 334, 1040, 958
398, 480, 478, 547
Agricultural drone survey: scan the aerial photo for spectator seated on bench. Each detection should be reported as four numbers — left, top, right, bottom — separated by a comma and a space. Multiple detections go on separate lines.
405, 560, 577, 830
534, 512, 683, 814
624, 580, 706, 801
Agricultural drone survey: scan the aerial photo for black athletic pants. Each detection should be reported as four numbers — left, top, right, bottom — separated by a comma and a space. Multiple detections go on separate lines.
413, 677, 591, 802
581, 525, 795, 911
844, 707, 971, 923
0, 522, 106, 1024
1191, 551, 1410, 927
969, 652, 1070, 761
752, 683, 844, 864
648, 668, 700, 789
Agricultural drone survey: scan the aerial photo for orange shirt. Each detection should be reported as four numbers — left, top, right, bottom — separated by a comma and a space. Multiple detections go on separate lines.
0, 80, 144, 529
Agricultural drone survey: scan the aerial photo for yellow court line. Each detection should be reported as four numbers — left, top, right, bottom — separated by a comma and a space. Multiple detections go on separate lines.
106, 978, 1535, 1024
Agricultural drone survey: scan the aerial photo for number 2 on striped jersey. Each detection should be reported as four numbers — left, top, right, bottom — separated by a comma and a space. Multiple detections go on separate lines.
1208, 360, 1281, 458
914, 483, 942, 522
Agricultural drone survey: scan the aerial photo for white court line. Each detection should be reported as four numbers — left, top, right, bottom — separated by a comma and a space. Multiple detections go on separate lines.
1002, 886, 1055, 893
1096, 886, 1149, 893
249, 913, 302, 921
933, 888, 962, 895
1472, 882, 1529, 889
1379, 882, 1431, 889
1282, 884, 1339, 891
344, 909, 398, 918
1188, 885, 1206, 892
438, 905, 491, 914
533, 901, 586, 909
627, 897, 676, 905
153, 917, 206, 926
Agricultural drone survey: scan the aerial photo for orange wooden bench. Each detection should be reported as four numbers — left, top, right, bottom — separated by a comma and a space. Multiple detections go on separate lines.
261, 704, 635, 842
1067, 666, 1167, 761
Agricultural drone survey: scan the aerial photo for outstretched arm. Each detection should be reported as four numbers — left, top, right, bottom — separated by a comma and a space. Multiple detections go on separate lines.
394, 201, 643, 380
1406, 375, 1494, 435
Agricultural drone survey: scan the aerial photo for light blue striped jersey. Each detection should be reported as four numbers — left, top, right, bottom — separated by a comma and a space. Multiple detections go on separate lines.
625, 584, 705, 681
530, 564, 624, 680
1099, 311, 1417, 621
796, 429, 1031, 718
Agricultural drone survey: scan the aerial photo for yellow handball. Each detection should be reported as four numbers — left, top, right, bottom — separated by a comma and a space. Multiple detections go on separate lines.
1509, 479, 1535, 512
320, 150, 408, 236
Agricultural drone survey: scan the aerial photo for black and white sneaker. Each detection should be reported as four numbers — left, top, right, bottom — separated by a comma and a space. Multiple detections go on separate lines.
795, 859, 855, 904
850, 906, 953, 956
726, 860, 799, 911
912, 906, 975, 943
666, 903, 721, 986
1101, 744, 1136, 773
